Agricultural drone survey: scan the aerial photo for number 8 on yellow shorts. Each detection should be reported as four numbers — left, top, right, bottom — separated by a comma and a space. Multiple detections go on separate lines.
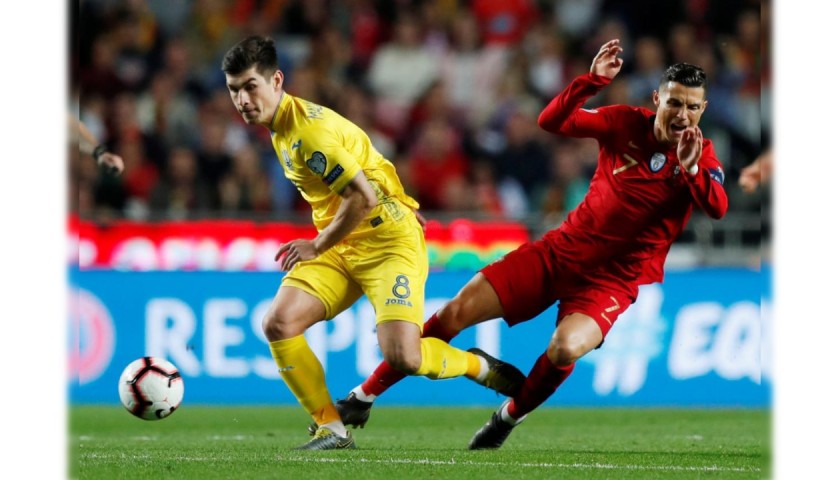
281, 220, 428, 328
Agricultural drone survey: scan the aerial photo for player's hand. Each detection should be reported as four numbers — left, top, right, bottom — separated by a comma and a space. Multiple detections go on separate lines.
738, 150, 772, 194
677, 126, 703, 174
274, 239, 319, 271
590, 39, 623, 79
738, 161, 761, 193
98, 152, 125, 176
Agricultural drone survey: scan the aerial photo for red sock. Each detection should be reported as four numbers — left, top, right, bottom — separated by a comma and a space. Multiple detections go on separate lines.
507, 353, 574, 419
360, 313, 457, 396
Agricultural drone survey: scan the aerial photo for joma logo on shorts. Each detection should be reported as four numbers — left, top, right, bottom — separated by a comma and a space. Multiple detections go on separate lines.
385, 298, 413, 307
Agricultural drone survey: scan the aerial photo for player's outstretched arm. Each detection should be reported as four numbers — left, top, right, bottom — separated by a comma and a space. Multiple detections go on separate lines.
72, 114, 125, 175
590, 39, 624, 80
537, 39, 623, 136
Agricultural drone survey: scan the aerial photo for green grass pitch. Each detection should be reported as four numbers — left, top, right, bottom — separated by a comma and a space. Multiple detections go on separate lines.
70, 405, 770, 480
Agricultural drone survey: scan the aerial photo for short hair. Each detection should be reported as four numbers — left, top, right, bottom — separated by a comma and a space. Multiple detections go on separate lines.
659, 63, 707, 89
221, 35, 279, 78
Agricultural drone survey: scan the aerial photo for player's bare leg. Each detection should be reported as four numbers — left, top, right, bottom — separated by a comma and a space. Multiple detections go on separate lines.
318, 273, 512, 433
469, 313, 602, 449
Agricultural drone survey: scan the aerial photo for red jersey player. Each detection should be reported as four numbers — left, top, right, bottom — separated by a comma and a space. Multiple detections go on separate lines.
317, 39, 728, 449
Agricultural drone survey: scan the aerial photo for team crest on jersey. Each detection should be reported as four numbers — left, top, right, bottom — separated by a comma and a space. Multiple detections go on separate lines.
649, 152, 666, 172
306, 151, 327, 175
281, 149, 293, 170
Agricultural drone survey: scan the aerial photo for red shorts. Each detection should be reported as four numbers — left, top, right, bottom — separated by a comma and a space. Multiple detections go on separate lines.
480, 239, 639, 338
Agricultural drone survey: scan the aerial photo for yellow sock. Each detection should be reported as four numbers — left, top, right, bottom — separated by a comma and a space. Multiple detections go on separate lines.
269, 335, 341, 426
415, 337, 481, 379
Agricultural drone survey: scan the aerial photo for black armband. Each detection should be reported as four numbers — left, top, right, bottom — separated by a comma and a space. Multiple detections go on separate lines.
92, 144, 107, 162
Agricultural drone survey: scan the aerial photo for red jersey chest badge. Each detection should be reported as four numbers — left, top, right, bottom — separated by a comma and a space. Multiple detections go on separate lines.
649, 152, 666, 172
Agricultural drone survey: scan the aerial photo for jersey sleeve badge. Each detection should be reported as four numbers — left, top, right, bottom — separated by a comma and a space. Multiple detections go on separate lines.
709, 166, 725, 185
305, 151, 327, 175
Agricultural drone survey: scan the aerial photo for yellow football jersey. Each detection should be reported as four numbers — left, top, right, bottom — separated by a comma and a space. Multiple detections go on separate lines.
269, 93, 419, 239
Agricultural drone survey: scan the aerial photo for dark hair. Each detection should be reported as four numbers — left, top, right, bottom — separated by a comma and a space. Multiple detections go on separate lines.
221, 36, 279, 77
659, 63, 707, 89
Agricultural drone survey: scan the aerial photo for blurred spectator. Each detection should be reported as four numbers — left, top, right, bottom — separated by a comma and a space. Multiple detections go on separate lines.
600, 76, 633, 107
490, 107, 552, 210
336, 84, 397, 160
72, 0, 766, 234
402, 80, 465, 153
470, 0, 538, 47
690, 42, 748, 140
600, 0, 685, 40
523, 22, 568, 103
95, 2, 162, 94
283, 63, 323, 104
149, 146, 215, 219
626, 36, 666, 107
115, 135, 160, 218
407, 119, 470, 211
79, 36, 128, 100
181, 0, 241, 87
228, 0, 286, 33
159, 36, 210, 103
343, 0, 386, 73
302, 25, 354, 106
418, 0, 453, 57
136, 70, 199, 148
367, 9, 441, 136
277, 0, 331, 36
195, 113, 234, 188
439, 11, 509, 128
720, 7, 762, 140
553, 0, 604, 40
218, 145, 274, 214
471, 47, 540, 157
470, 160, 505, 216
759, 0, 771, 144
108, 91, 168, 173
667, 22, 697, 64
145, 0, 193, 38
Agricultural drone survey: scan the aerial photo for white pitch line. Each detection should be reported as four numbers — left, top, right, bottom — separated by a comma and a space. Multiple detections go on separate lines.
78, 452, 762, 474
278, 456, 762, 473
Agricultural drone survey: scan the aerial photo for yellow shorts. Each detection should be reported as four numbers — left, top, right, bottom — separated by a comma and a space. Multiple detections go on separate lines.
282, 220, 428, 328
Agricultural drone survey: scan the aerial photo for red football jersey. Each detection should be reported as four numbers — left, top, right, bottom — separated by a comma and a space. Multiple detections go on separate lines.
536, 73, 728, 286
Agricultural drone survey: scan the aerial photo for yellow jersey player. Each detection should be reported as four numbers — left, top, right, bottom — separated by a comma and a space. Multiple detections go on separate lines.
221, 36, 525, 450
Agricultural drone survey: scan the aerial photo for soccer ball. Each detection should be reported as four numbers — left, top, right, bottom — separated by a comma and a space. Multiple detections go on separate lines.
118, 356, 184, 420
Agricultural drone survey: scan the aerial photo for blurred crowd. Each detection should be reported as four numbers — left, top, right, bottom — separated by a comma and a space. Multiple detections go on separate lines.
71, 0, 769, 229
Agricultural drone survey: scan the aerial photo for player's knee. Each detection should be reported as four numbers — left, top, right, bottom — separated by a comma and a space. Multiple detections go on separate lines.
546, 334, 591, 366
261, 310, 302, 341
382, 349, 422, 375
